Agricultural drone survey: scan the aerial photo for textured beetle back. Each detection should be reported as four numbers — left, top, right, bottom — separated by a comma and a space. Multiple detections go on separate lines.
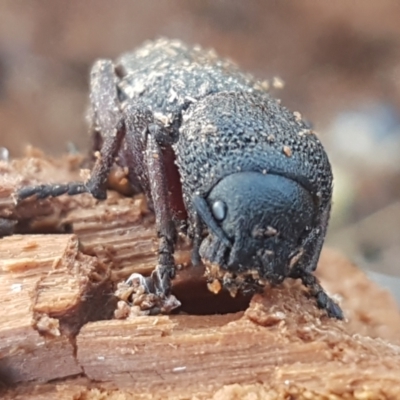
115, 38, 268, 125
175, 91, 333, 218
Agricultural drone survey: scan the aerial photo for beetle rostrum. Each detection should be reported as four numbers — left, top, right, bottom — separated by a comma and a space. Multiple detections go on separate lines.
17, 38, 343, 319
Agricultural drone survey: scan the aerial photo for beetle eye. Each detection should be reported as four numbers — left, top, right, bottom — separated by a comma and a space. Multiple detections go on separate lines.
211, 200, 227, 221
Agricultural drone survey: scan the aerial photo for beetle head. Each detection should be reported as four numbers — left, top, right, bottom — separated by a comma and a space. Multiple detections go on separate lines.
194, 172, 315, 283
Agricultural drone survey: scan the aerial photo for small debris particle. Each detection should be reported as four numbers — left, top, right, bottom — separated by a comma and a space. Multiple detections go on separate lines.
22, 240, 38, 251
130, 81, 145, 97
272, 76, 285, 89
168, 88, 178, 103
173, 249, 192, 267
24, 145, 44, 158
283, 145, 292, 157
303, 391, 315, 400
227, 285, 239, 298
252, 226, 277, 239
0, 147, 9, 162
265, 226, 278, 236
115, 273, 181, 317
261, 80, 270, 91
207, 279, 222, 294
173, 366, 187, 372
35, 315, 61, 337
267, 134, 275, 143
247, 304, 286, 327
293, 111, 302, 121
154, 112, 173, 126
113, 166, 129, 180
254, 80, 270, 91
115, 281, 135, 302
80, 168, 91, 181
298, 129, 311, 137
252, 226, 264, 239
289, 249, 304, 269
97, 356, 105, 361
203, 124, 217, 135
184, 95, 197, 103
249, 269, 260, 280
114, 300, 131, 319
11, 283, 22, 293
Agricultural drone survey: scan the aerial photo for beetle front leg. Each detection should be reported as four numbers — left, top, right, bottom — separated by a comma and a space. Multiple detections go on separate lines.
123, 121, 181, 314
289, 203, 343, 319
291, 269, 343, 319
145, 131, 177, 296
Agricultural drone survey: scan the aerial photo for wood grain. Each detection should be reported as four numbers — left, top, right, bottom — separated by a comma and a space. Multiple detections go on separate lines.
1, 153, 400, 399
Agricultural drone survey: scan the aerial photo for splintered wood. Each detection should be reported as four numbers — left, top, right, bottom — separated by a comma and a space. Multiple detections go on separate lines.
1, 153, 400, 399
0, 234, 110, 383
63, 193, 159, 280
76, 295, 400, 393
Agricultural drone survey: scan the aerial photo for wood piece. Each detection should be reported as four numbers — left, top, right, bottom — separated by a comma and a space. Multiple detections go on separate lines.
62, 193, 159, 279
317, 249, 400, 344
0, 234, 112, 385
0, 153, 161, 278
74, 286, 400, 398
5, 278, 400, 399
1, 153, 400, 399
0, 152, 90, 222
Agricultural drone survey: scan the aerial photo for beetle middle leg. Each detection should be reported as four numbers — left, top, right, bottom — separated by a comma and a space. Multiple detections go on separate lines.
0, 218, 16, 238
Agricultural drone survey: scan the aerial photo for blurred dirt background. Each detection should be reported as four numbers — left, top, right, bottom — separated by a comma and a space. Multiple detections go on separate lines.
1, 1, 400, 289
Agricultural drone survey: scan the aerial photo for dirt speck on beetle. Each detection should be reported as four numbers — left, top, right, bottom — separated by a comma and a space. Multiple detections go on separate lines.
283, 145, 293, 157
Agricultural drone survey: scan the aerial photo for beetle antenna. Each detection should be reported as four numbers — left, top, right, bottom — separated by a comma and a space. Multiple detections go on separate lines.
16, 182, 88, 202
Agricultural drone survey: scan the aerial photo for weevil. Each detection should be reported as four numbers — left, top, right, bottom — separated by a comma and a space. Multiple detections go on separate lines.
17, 38, 343, 319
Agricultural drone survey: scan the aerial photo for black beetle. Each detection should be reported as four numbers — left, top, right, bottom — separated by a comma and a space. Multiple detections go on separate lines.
18, 38, 343, 319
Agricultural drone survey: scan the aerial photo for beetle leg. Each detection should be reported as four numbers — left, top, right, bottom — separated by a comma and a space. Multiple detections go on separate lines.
289, 202, 343, 319
291, 202, 331, 274
144, 130, 177, 296
291, 269, 343, 319
111, 99, 179, 306
0, 218, 16, 238
17, 59, 126, 202
106, 104, 180, 312
17, 182, 88, 201
16, 58, 179, 311
84, 59, 127, 199
191, 212, 203, 267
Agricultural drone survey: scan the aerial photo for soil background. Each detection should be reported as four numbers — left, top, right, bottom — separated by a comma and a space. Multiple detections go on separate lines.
1, 1, 400, 286
1, 2, 400, 398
